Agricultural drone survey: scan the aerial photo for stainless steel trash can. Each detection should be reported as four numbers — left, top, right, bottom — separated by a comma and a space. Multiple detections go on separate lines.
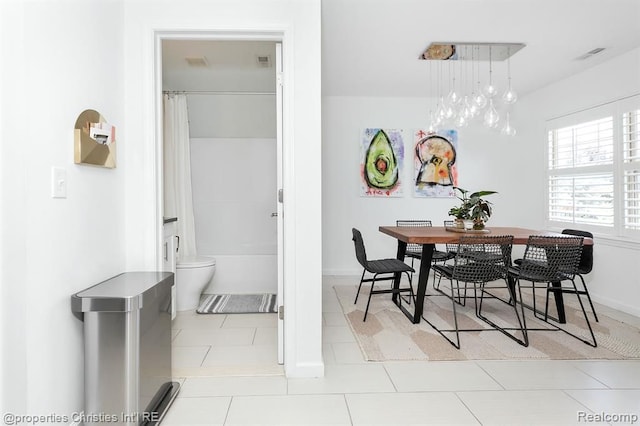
71, 272, 180, 426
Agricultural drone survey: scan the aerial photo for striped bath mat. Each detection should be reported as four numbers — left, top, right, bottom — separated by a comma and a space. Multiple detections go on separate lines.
197, 293, 277, 314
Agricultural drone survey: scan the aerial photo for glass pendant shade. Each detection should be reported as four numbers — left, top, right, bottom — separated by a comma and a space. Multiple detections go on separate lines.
502, 86, 518, 104
483, 99, 500, 128
484, 82, 498, 98
501, 112, 516, 136
473, 85, 487, 109
444, 104, 455, 120
447, 89, 461, 105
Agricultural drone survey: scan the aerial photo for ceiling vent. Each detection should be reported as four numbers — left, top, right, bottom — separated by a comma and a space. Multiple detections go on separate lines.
256, 55, 272, 67
185, 56, 209, 67
575, 47, 606, 60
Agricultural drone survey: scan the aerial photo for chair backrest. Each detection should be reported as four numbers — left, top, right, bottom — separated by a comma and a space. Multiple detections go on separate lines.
520, 235, 584, 281
352, 228, 368, 268
396, 220, 432, 254
452, 235, 513, 283
562, 229, 593, 274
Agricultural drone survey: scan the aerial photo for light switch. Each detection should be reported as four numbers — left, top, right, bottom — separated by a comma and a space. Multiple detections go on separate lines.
51, 167, 67, 198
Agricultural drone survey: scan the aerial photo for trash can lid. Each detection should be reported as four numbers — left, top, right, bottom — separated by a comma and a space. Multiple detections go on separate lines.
71, 271, 174, 313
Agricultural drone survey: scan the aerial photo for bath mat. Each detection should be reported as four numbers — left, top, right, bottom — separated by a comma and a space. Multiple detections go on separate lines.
197, 293, 277, 314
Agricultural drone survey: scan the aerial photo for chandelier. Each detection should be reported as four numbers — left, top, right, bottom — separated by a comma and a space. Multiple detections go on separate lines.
420, 42, 525, 136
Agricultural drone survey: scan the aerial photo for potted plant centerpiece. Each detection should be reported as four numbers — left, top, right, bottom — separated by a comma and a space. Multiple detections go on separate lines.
448, 187, 497, 230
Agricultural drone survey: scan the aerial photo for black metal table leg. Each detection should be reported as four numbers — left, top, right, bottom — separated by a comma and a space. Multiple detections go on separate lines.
393, 241, 434, 324
549, 281, 567, 323
391, 241, 407, 304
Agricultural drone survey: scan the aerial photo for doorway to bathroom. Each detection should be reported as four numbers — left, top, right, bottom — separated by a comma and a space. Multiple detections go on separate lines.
159, 36, 285, 365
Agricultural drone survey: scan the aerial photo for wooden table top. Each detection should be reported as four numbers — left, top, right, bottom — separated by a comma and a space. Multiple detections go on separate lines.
379, 226, 594, 246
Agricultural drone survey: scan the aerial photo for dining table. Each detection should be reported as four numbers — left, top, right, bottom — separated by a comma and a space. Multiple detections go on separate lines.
379, 225, 594, 325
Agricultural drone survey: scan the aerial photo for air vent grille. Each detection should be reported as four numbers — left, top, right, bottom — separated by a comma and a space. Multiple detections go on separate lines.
575, 47, 606, 60
185, 57, 209, 67
256, 55, 271, 67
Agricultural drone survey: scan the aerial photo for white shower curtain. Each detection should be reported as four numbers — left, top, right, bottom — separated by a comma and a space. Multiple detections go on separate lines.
163, 94, 197, 260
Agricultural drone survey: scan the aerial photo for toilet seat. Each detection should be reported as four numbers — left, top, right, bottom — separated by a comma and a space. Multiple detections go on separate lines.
177, 256, 216, 269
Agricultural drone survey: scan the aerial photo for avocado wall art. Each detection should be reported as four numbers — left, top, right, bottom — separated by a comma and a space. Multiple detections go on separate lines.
360, 128, 405, 197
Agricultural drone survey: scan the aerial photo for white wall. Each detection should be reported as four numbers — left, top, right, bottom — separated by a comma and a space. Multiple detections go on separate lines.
123, 0, 323, 377
190, 137, 277, 294
188, 94, 277, 138
322, 97, 537, 274
516, 48, 640, 316
1, 0, 125, 418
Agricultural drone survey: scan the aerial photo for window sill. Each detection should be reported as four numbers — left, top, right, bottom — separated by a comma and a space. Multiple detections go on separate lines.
546, 225, 640, 251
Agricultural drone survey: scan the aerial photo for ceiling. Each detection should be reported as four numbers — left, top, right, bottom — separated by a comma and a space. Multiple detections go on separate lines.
161, 0, 640, 99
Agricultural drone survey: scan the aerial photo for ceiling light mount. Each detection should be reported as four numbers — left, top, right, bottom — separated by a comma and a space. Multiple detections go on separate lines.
420, 42, 526, 61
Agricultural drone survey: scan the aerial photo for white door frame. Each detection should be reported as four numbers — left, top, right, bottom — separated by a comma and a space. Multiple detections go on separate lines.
153, 30, 286, 365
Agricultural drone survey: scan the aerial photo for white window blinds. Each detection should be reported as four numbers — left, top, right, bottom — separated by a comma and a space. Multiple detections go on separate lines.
623, 109, 640, 230
546, 95, 640, 240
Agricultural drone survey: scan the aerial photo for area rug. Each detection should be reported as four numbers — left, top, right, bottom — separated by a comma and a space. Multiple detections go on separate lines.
334, 284, 640, 361
197, 293, 277, 314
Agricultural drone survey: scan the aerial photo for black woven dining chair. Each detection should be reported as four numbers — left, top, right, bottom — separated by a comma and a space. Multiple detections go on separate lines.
396, 220, 455, 291
562, 229, 598, 322
352, 228, 415, 321
508, 235, 596, 347
427, 235, 527, 349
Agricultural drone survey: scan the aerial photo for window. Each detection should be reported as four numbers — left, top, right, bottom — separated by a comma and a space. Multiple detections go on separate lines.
623, 109, 640, 231
546, 95, 640, 240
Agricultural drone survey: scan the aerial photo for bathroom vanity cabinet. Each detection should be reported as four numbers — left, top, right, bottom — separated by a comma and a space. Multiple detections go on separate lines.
162, 217, 178, 319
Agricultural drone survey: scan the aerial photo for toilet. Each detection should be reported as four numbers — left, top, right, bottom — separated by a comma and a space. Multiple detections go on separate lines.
175, 255, 216, 311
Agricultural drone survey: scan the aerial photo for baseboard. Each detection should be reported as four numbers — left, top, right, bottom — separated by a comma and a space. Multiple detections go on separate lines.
592, 294, 640, 319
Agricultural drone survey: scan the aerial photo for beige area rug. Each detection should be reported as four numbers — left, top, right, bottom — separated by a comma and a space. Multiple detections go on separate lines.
335, 283, 640, 361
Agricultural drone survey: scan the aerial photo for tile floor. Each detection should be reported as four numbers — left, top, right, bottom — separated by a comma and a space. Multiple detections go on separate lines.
164, 275, 640, 425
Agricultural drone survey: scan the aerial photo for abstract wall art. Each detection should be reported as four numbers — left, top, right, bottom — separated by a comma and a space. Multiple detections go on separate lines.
413, 129, 458, 197
360, 128, 404, 197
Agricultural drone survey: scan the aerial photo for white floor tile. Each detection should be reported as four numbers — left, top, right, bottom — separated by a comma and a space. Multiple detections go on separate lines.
201, 344, 278, 367
323, 311, 349, 326
322, 343, 337, 365
287, 364, 395, 394
171, 329, 180, 341
572, 360, 640, 388
179, 376, 287, 397
322, 325, 357, 343
322, 298, 344, 313
161, 396, 230, 426
565, 389, 640, 415
222, 313, 278, 328
347, 392, 480, 425
331, 342, 367, 364
384, 361, 503, 392
172, 346, 210, 369
172, 328, 255, 347
457, 390, 593, 426
253, 327, 278, 345
477, 360, 609, 390
172, 313, 226, 330
225, 394, 351, 425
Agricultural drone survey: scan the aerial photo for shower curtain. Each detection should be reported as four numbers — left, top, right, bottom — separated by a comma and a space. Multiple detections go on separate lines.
163, 93, 197, 260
